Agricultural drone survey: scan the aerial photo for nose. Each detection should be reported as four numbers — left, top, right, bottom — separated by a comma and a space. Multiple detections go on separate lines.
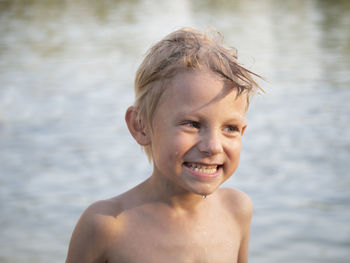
198, 130, 223, 155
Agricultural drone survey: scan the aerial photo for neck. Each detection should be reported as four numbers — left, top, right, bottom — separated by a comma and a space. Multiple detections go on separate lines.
142, 172, 206, 213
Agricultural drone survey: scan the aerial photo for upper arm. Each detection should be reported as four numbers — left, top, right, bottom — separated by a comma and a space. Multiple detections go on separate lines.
220, 188, 253, 263
65, 202, 116, 263
236, 193, 253, 263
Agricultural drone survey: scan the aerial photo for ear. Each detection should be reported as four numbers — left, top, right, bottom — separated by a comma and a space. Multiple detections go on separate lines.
241, 123, 247, 136
125, 106, 151, 146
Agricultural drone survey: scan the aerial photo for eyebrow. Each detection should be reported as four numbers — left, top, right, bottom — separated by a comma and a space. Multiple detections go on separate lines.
175, 111, 244, 123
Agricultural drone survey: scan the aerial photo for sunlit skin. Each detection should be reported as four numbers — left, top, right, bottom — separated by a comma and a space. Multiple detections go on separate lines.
150, 70, 247, 200
66, 70, 253, 263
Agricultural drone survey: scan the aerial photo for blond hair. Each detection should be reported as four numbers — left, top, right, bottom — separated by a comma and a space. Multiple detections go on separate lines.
133, 27, 263, 161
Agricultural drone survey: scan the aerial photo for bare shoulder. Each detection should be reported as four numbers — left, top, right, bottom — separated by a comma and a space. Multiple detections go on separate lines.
65, 198, 123, 263
217, 187, 253, 221
81, 198, 124, 236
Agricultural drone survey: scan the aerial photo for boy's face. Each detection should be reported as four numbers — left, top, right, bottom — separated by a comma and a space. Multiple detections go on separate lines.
150, 70, 247, 197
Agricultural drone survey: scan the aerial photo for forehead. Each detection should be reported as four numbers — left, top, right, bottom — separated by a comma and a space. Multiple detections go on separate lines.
158, 70, 247, 116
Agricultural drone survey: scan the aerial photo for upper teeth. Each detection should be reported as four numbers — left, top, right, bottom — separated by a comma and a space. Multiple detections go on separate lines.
187, 163, 218, 173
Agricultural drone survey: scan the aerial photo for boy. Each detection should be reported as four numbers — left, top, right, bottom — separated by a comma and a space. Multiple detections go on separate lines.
66, 27, 262, 263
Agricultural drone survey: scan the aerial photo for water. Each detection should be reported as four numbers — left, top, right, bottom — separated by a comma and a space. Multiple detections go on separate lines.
0, 0, 349, 262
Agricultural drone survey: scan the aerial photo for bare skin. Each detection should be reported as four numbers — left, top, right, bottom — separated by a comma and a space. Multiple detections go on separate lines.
66, 182, 252, 263
66, 70, 253, 263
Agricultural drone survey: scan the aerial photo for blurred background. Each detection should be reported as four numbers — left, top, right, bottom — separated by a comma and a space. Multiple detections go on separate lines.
0, 0, 349, 262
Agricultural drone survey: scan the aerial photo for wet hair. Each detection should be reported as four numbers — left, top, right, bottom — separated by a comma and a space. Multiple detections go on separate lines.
133, 27, 263, 161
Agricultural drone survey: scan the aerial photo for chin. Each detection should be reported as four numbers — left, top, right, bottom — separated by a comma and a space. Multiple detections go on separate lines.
190, 184, 220, 197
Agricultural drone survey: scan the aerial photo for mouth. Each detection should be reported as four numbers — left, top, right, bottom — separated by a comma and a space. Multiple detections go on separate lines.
183, 162, 223, 176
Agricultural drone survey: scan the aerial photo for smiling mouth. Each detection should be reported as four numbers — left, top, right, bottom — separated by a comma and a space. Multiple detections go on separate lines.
183, 162, 222, 174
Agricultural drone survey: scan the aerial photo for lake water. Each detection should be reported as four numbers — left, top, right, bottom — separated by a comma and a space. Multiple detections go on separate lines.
0, 0, 349, 262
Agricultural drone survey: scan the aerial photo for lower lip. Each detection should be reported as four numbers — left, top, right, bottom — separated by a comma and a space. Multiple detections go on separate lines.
183, 165, 222, 179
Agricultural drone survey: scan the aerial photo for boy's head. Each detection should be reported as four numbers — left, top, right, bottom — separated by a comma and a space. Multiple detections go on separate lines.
131, 27, 262, 161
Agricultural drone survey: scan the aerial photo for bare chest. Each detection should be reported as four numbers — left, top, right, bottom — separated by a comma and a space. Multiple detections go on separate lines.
105, 214, 240, 263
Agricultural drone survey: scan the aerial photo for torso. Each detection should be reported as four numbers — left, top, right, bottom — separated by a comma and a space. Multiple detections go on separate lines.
102, 190, 242, 263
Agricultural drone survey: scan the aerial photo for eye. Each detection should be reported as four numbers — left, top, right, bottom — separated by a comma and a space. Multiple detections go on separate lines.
224, 125, 240, 134
181, 120, 200, 129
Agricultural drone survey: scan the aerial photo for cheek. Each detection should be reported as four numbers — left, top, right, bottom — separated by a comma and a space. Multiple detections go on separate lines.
169, 134, 194, 161
173, 133, 197, 153
152, 135, 192, 177
223, 141, 242, 177
160, 133, 195, 162
225, 139, 242, 159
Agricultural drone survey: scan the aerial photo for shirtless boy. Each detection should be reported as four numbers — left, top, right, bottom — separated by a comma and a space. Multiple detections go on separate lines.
66, 27, 262, 263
